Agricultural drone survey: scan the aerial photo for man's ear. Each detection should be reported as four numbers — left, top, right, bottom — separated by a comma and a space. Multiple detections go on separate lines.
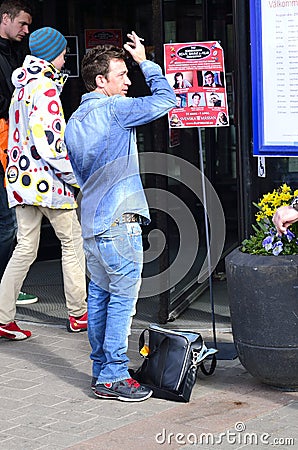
95, 74, 106, 88
2, 13, 10, 25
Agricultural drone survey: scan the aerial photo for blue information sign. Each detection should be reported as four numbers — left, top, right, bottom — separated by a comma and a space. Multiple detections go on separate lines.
250, 0, 298, 157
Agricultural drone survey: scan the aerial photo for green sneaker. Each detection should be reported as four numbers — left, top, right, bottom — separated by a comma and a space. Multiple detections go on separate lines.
16, 292, 38, 306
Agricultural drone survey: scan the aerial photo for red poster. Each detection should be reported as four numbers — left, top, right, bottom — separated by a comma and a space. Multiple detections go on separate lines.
164, 41, 229, 128
85, 29, 122, 50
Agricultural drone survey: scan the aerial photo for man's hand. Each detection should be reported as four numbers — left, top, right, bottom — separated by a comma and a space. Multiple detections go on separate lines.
124, 31, 146, 64
272, 205, 298, 235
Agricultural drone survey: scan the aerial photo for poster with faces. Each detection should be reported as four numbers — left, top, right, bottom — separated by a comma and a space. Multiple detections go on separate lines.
164, 41, 229, 128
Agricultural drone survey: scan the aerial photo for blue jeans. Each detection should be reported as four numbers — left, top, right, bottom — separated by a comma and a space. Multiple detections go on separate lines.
83, 222, 143, 384
0, 166, 17, 280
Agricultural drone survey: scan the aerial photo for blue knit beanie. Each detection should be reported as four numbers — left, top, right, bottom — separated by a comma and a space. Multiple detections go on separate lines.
29, 27, 67, 62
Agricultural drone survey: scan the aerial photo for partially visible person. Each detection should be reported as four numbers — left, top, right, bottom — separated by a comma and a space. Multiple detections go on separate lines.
0, 27, 87, 340
170, 113, 183, 127
273, 197, 298, 235
173, 72, 192, 89
0, 0, 37, 305
217, 111, 228, 125
65, 32, 176, 402
203, 70, 221, 87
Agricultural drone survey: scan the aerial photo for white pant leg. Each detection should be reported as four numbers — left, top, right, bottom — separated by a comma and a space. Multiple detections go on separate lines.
43, 208, 87, 317
0, 205, 42, 324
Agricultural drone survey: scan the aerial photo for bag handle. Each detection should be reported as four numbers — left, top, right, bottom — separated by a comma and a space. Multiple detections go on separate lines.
138, 328, 150, 354
138, 328, 169, 359
200, 354, 217, 376
138, 328, 171, 388
191, 344, 218, 376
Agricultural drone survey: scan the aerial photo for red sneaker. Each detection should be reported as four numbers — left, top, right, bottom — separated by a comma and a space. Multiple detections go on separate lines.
0, 321, 31, 340
67, 311, 88, 332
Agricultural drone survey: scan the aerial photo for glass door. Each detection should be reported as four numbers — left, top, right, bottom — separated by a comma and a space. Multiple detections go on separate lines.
157, 0, 237, 320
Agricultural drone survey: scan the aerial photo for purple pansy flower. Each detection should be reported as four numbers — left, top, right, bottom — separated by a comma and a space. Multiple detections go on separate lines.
285, 229, 295, 242
272, 241, 283, 256
262, 235, 274, 251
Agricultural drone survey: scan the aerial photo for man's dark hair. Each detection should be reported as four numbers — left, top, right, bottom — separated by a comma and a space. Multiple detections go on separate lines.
0, 0, 33, 21
192, 92, 201, 99
81, 45, 126, 92
204, 70, 214, 78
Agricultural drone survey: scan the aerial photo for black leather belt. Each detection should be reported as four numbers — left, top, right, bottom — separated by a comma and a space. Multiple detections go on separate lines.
111, 213, 144, 226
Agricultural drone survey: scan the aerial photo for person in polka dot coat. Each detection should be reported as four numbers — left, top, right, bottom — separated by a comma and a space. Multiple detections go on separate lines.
6, 54, 76, 208
0, 28, 87, 340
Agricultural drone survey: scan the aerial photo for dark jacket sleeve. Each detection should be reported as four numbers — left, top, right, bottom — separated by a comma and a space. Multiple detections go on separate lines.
0, 68, 12, 119
0, 39, 27, 119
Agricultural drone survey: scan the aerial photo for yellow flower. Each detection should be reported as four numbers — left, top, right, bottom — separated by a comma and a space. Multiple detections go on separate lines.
243, 184, 298, 256
280, 183, 291, 193
255, 184, 296, 221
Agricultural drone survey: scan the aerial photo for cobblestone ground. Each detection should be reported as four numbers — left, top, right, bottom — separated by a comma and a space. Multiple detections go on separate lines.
0, 323, 297, 450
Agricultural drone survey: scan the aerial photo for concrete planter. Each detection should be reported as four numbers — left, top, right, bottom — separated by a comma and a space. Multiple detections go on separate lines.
225, 247, 298, 391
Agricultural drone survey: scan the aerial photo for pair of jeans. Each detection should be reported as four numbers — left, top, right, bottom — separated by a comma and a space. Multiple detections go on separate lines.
84, 222, 143, 384
0, 165, 17, 280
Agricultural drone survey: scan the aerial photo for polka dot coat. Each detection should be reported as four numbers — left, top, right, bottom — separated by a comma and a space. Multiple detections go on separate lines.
6, 55, 77, 210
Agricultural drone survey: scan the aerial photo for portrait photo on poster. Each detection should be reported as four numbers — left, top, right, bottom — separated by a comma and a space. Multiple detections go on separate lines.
216, 111, 229, 126
171, 71, 193, 90
175, 93, 187, 108
207, 92, 224, 107
169, 113, 183, 127
198, 70, 225, 88
188, 92, 206, 107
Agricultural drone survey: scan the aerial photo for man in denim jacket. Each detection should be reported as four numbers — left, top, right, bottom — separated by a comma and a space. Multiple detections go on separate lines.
65, 31, 176, 402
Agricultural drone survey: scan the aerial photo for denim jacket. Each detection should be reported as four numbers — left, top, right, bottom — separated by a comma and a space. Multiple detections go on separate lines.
65, 60, 176, 238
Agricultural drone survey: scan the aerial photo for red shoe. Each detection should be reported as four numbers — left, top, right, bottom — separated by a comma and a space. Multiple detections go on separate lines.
0, 321, 31, 340
67, 311, 88, 332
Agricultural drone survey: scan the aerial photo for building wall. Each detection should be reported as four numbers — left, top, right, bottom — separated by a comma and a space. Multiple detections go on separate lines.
31, 0, 298, 317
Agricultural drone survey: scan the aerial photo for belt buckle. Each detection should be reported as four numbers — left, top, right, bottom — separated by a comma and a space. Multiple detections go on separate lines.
111, 213, 142, 225
122, 213, 138, 223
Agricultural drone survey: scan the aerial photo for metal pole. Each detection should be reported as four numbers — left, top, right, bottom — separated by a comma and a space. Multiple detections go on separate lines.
198, 128, 217, 348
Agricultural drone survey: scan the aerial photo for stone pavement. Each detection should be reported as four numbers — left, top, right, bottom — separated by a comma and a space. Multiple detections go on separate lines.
0, 322, 297, 450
